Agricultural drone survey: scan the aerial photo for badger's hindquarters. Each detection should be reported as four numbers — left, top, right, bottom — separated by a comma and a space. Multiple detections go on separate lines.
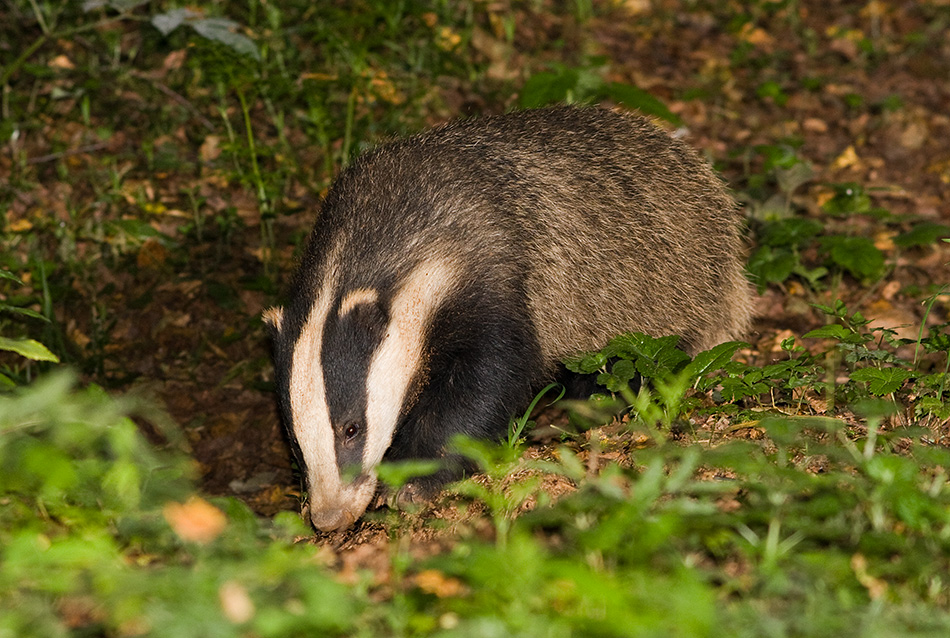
265, 106, 752, 532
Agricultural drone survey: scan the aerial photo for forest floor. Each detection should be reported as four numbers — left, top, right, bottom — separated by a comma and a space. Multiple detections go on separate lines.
3, 0, 950, 559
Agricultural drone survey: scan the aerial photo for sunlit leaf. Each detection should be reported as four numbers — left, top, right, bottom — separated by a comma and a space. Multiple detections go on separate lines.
0, 336, 59, 362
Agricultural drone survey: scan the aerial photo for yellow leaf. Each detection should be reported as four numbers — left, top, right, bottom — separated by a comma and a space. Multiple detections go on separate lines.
830, 145, 860, 170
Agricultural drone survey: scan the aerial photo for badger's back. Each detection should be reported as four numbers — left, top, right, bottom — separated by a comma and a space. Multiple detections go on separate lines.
317, 107, 750, 360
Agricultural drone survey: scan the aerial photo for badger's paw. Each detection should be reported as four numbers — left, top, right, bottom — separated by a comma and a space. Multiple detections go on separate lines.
369, 479, 444, 512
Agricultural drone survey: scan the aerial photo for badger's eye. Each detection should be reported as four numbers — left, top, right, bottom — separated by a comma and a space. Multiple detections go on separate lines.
342, 422, 360, 443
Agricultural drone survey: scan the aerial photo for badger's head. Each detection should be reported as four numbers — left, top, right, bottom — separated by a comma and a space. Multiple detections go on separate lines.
263, 257, 459, 532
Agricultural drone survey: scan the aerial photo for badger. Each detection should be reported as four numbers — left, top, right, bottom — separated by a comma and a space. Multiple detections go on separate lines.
264, 106, 752, 532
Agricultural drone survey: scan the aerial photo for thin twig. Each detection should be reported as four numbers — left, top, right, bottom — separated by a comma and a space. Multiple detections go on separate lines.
27, 142, 111, 164
132, 71, 216, 132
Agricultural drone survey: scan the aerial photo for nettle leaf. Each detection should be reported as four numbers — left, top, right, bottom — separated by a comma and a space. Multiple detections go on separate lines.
519, 69, 582, 109
747, 245, 797, 291
0, 337, 60, 362
598, 359, 639, 393
850, 367, 914, 396
819, 235, 885, 280
718, 376, 768, 401
563, 350, 608, 374
803, 324, 851, 341
758, 218, 823, 248
685, 341, 749, 379
191, 18, 260, 61
151, 10, 260, 60
822, 183, 872, 216
152, 8, 193, 36
605, 333, 689, 379
894, 222, 950, 248
604, 82, 682, 126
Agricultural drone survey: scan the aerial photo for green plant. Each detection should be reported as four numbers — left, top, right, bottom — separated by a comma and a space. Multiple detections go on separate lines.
564, 333, 748, 437
519, 58, 683, 126
450, 436, 548, 549
507, 382, 564, 448
0, 269, 59, 387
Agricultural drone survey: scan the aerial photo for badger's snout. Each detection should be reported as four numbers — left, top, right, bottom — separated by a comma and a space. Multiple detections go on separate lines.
309, 506, 357, 532
306, 473, 378, 532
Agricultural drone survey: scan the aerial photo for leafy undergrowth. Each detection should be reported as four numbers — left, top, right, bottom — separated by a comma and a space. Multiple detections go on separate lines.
3, 0, 950, 636
4, 346, 950, 636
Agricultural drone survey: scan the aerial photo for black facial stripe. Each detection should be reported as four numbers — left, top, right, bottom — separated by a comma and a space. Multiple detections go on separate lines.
322, 293, 388, 473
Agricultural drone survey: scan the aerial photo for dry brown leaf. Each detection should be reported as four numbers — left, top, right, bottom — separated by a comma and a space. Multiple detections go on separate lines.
900, 120, 928, 150
740, 24, 775, 48
414, 569, 467, 598
873, 231, 896, 252
200, 135, 222, 163
8, 218, 32, 232
219, 581, 255, 624
137, 237, 169, 269
162, 49, 187, 72
852, 553, 888, 600
616, 0, 651, 14
163, 496, 227, 544
49, 55, 75, 70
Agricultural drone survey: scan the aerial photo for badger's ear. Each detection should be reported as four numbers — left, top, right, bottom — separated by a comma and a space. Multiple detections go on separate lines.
262, 306, 285, 334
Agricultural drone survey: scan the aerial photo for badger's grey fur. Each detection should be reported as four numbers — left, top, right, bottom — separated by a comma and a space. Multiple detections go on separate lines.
265, 106, 752, 531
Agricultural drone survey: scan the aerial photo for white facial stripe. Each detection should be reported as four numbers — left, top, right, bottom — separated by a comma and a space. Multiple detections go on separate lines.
289, 284, 343, 510
338, 287, 379, 317
363, 256, 460, 470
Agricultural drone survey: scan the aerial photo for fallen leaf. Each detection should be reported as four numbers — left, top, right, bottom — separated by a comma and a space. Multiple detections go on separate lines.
414, 569, 466, 598
740, 23, 774, 48
137, 237, 169, 269
873, 231, 896, 252
163, 49, 187, 72
831, 145, 861, 171
163, 496, 227, 543
852, 554, 888, 600
219, 581, 255, 624
900, 120, 927, 150
200, 135, 222, 163
49, 55, 75, 70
